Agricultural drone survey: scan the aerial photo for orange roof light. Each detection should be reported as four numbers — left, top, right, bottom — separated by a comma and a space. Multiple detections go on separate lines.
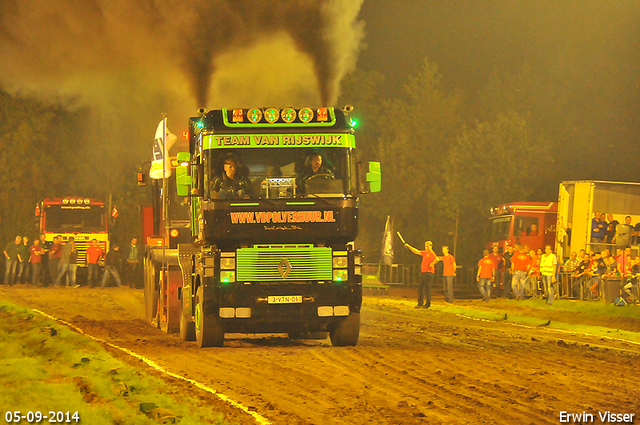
232, 109, 243, 122
317, 108, 328, 121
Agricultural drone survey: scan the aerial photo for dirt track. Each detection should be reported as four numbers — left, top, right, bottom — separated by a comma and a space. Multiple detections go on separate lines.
2, 285, 639, 424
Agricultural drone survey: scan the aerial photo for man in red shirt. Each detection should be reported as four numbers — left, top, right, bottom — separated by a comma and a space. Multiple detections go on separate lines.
477, 250, 495, 302
441, 245, 456, 303
48, 236, 62, 283
488, 246, 503, 297
29, 239, 46, 286
86, 239, 104, 288
511, 246, 532, 300
405, 240, 439, 308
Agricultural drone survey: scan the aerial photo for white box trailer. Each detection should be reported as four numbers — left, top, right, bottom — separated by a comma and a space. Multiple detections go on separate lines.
556, 181, 640, 259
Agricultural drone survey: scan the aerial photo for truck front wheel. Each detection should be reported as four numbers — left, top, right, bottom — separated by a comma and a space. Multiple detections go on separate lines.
144, 257, 159, 324
194, 286, 224, 347
179, 301, 196, 342
329, 313, 360, 346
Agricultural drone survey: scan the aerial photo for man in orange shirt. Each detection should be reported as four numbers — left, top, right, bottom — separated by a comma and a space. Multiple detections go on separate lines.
405, 240, 439, 308
86, 239, 104, 288
441, 246, 456, 303
477, 250, 494, 302
511, 246, 532, 300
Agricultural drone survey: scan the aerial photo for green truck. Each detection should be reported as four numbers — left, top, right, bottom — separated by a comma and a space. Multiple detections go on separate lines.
144, 106, 381, 347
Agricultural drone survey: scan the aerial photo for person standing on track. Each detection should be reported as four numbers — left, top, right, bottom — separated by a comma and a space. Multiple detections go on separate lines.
404, 240, 439, 308
441, 245, 456, 303
539, 245, 558, 305
511, 245, 532, 300
477, 250, 495, 302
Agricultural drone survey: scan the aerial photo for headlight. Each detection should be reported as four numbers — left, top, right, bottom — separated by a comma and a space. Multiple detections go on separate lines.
220, 258, 236, 270
332, 256, 348, 269
220, 270, 235, 283
333, 269, 348, 282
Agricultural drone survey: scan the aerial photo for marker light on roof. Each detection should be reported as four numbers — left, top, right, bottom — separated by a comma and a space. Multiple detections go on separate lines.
232, 109, 243, 122
265, 108, 279, 123
70, 199, 76, 204
299, 108, 313, 123
317, 108, 328, 121
247, 108, 262, 124
84, 199, 90, 204
62, 199, 69, 204
282, 108, 296, 123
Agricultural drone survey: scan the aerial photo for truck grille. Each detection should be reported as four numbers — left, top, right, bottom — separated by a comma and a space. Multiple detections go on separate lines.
236, 245, 332, 281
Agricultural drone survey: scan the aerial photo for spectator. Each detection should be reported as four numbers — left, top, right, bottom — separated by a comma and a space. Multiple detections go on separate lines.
605, 214, 619, 244
633, 221, 640, 245
3, 236, 22, 285
38, 234, 50, 286
125, 237, 141, 288
86, 239, 104, 288
563, 252, 581, 297
511, 245, 531, 300
587, 252, 606, 299
540, 245, 558, 305
404, 240, 439, 309
17, 236, 30, 284
48, 236, 62, 282
527, 249, 540, 297
614, 216, 633, 248
101, 244, 122, 288
441, 245, 456, 303
488, 246, 503, 298
29, 239, 46, 286
477, 250, 494, 302
573, 253, 591, 298
623, 256, 639, 301
54, 237, 78, 287
617, 248, 632, 276
591, 212, 605, 250
502, 245, 514, 298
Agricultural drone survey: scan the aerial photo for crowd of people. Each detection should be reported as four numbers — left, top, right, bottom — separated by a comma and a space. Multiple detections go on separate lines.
2, 235, 142, 288
402, 223, 640, 306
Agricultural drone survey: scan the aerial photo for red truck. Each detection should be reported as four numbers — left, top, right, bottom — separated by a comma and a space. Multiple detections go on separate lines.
487, 202, 558, 252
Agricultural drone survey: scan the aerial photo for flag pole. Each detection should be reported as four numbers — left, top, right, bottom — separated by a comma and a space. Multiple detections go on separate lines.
162, 114, 169, 243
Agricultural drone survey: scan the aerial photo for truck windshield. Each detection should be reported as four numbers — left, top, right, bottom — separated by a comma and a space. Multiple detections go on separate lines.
489, 216, 511, 241
205, 148, 353, 200
44, 205, 107, 233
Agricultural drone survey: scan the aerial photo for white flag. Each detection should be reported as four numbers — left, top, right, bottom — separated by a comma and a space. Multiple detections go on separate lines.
149, 118, 177, 180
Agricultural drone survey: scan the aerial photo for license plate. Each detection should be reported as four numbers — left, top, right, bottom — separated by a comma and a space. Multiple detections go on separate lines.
267, 295, 303, 304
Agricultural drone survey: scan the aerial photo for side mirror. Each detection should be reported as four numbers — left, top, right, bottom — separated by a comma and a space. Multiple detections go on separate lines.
366, 161, 381, 193
358, 161, 381, 194
176, 152, 192, 196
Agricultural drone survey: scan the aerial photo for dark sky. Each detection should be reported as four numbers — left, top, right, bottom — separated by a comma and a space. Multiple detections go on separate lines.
358, 0, 640, 94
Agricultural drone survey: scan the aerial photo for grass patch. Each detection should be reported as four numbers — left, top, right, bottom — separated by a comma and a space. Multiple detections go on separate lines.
0, 301, 230, 424
363, 296, 640, 343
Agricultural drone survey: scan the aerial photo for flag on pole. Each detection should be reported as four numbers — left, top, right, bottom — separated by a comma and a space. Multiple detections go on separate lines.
149, 118, 178, 180
381, 215, 394, 266
111, 205, 119, 219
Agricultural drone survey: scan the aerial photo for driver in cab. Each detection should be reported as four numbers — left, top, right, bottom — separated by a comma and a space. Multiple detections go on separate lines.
210, 155, 252, 199
297, 152, 333, 194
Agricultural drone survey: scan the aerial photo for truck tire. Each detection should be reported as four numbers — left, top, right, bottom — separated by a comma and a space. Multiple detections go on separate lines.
144, 257, 159, 324
195, 286, 224, 347
329, 313, 360, 346
179, 302, 196, 342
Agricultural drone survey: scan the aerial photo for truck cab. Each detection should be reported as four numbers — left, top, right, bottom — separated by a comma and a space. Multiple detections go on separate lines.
487, 202, 557, 252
